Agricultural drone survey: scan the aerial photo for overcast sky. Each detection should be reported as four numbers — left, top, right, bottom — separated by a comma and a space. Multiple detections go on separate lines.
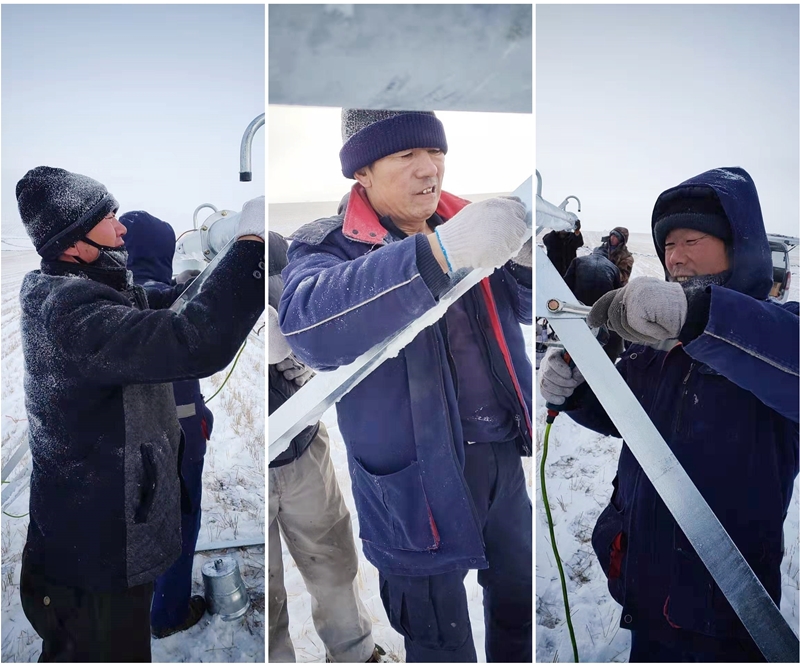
537, 4, 799, 237
2, 4, 264, 245
269, 107, 532, 203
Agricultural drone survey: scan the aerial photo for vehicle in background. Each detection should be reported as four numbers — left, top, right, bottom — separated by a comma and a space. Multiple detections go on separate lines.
767, 233, 798, 303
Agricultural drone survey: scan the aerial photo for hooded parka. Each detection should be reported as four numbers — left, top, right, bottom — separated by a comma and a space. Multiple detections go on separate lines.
566, 167, 799, 642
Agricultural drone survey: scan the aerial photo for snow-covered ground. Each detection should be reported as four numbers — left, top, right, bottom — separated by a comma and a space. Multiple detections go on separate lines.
535, 230, 800, 662
269, 200, 533, 662
1, 249, 265, 662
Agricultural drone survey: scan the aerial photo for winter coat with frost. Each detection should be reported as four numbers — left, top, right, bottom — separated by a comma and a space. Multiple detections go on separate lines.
279, 184, 532, 576
122, 210, 215, 464
565, 167, 799, 641
20, 240, 264, 591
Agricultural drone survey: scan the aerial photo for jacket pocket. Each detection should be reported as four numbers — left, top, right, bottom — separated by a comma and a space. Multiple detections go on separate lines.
134, 443, 157, 524
351, 458, 440, 552
591, 476, 626, 604
665, 528, 760, 638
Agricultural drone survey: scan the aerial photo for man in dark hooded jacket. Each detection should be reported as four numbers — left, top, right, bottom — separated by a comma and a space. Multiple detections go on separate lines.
121, 210, 215, 639
16, 167, 264, 662
540, 167, 799, 662
280, 109, 532, 663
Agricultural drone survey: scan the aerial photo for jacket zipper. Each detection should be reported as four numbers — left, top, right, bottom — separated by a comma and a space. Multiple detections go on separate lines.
674, 362, 695, 434
432, 325, 485, 552
469, 290, 530, 451
439, 316, 459, 399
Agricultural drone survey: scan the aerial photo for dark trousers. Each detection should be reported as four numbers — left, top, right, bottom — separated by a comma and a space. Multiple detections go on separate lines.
379, 441, 533, 663
20, 545, 153, 662
630, 629, 766, 663
150, 456, 205, 632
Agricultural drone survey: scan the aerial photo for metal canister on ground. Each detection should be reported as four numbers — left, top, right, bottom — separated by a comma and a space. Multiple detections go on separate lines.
202, 555, 250, 621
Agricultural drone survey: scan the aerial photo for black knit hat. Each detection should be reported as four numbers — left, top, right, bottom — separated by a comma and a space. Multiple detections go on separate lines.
652, 187, 732, 252
16, 166, 119, 259
339, 109, 448, 179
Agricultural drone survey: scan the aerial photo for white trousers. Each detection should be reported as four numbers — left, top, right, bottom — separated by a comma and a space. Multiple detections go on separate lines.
268, 423, 373, 662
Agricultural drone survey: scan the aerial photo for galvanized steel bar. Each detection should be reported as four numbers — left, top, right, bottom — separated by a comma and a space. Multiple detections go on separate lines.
536, 243, 799, 662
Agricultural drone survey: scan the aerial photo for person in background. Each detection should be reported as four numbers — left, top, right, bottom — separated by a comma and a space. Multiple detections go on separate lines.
543, 219, 583, 277
602, 226, 634, 285
121, 210, 213, 639
268, 230, 380, 663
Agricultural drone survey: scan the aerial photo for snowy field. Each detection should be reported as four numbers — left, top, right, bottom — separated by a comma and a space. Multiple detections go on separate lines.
269, 199, 533, 662
0, 249, 266, 662
535, 230, 800, 662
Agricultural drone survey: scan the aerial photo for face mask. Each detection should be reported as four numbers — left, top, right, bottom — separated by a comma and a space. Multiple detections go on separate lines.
75, 238, 128, 269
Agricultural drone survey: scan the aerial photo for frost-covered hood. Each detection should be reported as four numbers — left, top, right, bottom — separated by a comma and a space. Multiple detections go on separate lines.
120, 210, 176, 286
651, 167, 772, 300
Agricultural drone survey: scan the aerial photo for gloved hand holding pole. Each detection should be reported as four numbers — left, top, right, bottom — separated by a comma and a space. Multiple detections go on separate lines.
431, 197, 528, 272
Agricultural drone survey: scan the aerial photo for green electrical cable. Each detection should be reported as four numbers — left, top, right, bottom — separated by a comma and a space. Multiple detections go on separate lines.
541, 420, 580, 662
206, 340, 247, 404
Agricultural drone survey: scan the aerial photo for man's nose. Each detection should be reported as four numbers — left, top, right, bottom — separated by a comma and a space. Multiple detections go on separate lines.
415, 152, 439, 177
666, 246, 686, 270
115, 220, 127, 236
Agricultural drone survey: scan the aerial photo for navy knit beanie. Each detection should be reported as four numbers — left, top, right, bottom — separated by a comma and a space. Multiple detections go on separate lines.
339, 109, 448, 179
16, 166, 119, 259
652, 187, 731, 252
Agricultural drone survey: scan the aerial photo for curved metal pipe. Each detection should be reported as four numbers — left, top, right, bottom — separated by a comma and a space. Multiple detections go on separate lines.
558, 195, 581, 212
239, 113, 265, 182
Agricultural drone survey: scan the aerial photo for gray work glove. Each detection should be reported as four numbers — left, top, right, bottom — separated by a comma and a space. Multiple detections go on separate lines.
235, 195, 265, 241
511, 237, 533, 268
588, 277, 687, 345
434, 197, 528, 272
539, 348, 585, 406
175, 269, 201, 285
275, 355, 314, 387
268, 305, 292, 364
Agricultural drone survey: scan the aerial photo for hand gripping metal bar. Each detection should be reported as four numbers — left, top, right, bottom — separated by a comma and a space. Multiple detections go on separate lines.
269, 177, 533, 463
536, 242, 799, 662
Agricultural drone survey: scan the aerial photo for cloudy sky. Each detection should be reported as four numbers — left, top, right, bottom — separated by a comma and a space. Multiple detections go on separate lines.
537, 4, 799, 237
269, 106, 532, 203
2, 4, 264, 244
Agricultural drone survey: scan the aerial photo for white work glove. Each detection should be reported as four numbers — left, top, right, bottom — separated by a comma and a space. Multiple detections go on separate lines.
539, 348, 585, 406
236, 195, 265, 241
268, 305, 292, 365
434, 197, 528, 272
275, 356, 314, 387
587, 277, 687, 345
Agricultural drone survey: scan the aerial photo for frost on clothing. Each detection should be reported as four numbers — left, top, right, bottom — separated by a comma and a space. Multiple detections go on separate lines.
19, 240, 265, 591
564, 166, 799, 641
279, 184, 532, 576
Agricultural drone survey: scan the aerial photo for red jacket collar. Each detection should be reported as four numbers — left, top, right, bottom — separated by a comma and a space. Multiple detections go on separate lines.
343, 183, 471, 245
